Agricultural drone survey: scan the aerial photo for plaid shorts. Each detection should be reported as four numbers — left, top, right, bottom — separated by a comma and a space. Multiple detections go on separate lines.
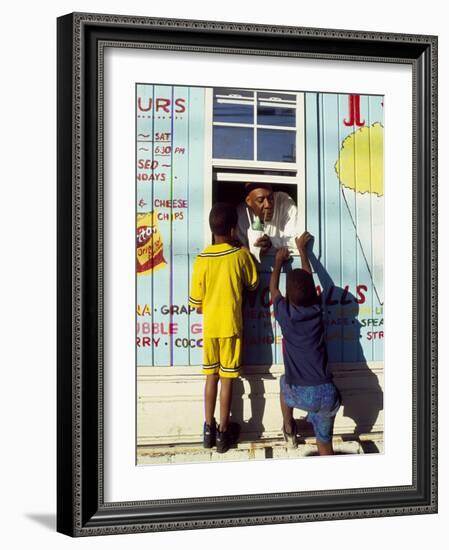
280, 375, 341, 443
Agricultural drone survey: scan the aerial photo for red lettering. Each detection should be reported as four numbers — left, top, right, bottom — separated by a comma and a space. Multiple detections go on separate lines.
366, 331, 384, 341
136, 336, 161, 347
138, 97, 152, 112
156, 98, 170, 112
157, 212, 184, 221
137, 172, 165, 182
343, 94, 365, 127
353, 95, 365, 127
138, 97, 186, 114
138, 159, 159, 170
154, 199, 188, 208
175, 98, 186, 113
356, 284, 368, 304
137, 322, 178, 335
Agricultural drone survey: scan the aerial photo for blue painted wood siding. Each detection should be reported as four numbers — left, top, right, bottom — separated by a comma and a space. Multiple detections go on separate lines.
136, 85, 205, 366
136, 87, 384, 366
305, 93, 384, 363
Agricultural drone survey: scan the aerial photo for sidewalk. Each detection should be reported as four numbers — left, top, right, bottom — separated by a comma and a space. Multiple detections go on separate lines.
137, 433, 384, 465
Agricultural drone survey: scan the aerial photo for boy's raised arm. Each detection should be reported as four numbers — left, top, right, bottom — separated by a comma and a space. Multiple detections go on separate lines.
295, 231, 313, 274
270, 247, 290, 302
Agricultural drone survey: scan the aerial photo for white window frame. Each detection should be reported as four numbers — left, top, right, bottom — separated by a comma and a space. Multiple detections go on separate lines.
203, 88, 306, 246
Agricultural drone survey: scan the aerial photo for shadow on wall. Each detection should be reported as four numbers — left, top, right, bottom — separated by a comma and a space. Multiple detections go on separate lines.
230, 259, 294, 442
231, 367, 276, 442
230, 272, 277, 442
309, 251, 384, 440
226, 249, 383, 449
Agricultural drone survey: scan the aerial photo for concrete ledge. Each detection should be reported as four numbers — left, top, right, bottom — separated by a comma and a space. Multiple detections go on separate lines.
137, 434, 384, 465
138, 362, 384, 446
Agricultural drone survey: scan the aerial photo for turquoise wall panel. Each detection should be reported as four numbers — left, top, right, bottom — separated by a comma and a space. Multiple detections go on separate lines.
305, 92, 384, 364
136, 85, 206, 366
337, 93, 359, 363
136, 86, 384, 367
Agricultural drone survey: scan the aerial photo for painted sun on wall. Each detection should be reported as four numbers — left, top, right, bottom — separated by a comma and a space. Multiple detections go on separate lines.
136, 85, 384, 464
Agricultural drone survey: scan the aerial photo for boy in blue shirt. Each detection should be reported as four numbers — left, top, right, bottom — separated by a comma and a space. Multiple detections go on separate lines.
269, 232, 341, 456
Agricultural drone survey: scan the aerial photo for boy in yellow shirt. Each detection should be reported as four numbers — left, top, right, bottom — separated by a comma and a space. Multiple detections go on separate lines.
189, 203, 259, 453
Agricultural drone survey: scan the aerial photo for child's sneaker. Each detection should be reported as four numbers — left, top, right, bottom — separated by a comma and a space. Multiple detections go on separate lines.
203, 419, 217, 448
282, 419, 299, 449
216, 422, 241, 454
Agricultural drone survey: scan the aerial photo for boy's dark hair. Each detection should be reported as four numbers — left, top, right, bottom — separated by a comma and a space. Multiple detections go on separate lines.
286, 269, 320, 307
209, 202, 238, 236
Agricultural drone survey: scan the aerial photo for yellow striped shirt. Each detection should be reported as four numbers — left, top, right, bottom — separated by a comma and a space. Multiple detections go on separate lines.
189, 243, 259, 338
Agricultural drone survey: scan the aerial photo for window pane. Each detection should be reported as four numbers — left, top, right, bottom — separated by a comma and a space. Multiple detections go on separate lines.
257, 129, 296, 162
214, 100, 254, 124
257, 92, 296, 127
215, 87, 254, 100
213, 89, 254, 124
213, 126, 254, 160
257, 105, 296, 127
258, 91, 296, 102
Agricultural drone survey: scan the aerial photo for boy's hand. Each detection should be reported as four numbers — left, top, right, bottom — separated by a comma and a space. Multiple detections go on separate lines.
296, 231, 313, 254
275, 247, 290, 264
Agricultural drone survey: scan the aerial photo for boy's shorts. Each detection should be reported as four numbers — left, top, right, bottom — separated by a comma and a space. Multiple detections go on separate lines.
280, 375, 341, 443
202, 336, 241, 379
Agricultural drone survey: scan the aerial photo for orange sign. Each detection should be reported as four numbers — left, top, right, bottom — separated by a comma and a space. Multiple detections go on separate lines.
136, 212, 167, 275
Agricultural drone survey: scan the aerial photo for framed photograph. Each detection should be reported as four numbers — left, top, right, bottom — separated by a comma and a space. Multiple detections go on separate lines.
57, 12, 437, 536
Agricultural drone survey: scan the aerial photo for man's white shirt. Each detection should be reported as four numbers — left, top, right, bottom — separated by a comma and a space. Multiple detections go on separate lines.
236, 191, 300, 255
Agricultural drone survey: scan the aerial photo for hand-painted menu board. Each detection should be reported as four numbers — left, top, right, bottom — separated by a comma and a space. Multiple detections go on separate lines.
136, 85, 205, 366
136, 86, 384, 366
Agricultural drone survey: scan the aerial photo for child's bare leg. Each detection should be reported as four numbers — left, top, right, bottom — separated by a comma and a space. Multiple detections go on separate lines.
218, 377, 233, 432
280, 391, 294, 434
317, 441, 334, 456
205, 373, 219, 425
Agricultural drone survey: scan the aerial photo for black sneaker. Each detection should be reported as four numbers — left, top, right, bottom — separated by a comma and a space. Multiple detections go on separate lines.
282, 419, 299, 449
203, 419, 217, 448
216, 422, 240, 454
